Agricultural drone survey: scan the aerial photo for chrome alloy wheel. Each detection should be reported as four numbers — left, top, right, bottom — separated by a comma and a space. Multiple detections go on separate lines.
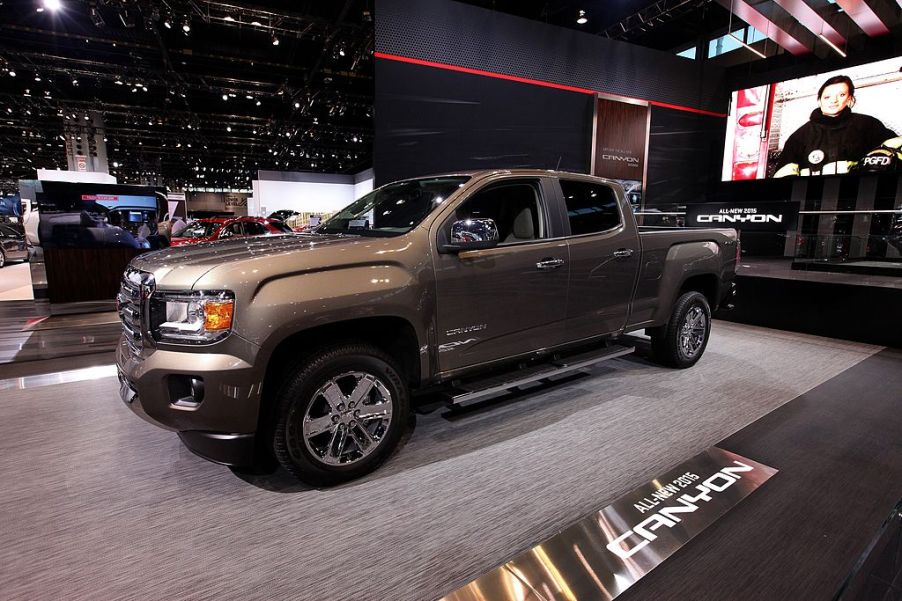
679, 306, 707, 360
295, 371, 394, 467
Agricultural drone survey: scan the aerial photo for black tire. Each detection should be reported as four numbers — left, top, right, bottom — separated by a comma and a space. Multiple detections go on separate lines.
0, 249, 5, 268
650, 291, 712, 369
272, 343, 409, 486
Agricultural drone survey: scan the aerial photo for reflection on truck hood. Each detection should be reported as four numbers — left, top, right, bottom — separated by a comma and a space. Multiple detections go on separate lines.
130, 233, 404, 289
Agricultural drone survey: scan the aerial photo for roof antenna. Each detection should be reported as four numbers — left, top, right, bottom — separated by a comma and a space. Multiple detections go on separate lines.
555, 156, 562, 170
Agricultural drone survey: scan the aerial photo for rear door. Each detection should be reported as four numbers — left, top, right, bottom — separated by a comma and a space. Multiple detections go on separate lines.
433, 177, 569, 373
557, 178, 640, 341
218, 221, 246, 240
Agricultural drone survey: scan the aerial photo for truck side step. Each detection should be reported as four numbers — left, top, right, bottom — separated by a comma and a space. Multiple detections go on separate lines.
448, 343, 635, 406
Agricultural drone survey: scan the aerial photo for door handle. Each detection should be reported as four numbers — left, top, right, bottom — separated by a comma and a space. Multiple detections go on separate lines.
536, 258, 565, 270
613, 248, 634, 259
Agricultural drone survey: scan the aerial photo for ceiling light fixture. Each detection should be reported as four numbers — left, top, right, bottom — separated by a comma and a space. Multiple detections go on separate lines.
222, 94, 228, 101
224, 15, 235, 22
8, 71, 15, 77
43, 0, 62, 10
577, 10, 588, 25
251, 20, 262, 27
818, 33, 846, 58
272, 36, 280, 46
728, 33, 766, 59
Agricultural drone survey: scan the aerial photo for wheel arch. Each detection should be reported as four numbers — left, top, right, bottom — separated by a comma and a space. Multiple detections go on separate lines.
256, 316, 422, 435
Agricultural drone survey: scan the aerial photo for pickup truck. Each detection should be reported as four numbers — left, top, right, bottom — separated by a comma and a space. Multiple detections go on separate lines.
117, 170, 738, 485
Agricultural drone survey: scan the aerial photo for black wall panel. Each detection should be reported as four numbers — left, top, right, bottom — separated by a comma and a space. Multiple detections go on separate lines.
374, 60, 593, 186
375, 0, 726, 114
645, 106, 726, 207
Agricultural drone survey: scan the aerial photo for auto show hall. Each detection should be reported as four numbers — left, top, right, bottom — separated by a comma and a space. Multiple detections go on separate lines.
1, 0, 901, 600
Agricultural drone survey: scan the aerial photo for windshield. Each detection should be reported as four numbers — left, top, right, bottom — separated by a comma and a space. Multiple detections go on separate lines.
318, 176, 470, 236
179, 221, 220, 238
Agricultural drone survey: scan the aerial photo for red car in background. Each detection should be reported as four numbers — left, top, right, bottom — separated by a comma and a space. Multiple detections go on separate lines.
171, 216, 293, 246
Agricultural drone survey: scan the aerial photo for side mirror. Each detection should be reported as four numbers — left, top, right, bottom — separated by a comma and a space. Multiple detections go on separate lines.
441, 218, 500, 253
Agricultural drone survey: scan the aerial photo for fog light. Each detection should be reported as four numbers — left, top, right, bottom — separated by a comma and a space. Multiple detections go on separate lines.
168, 375, 205, 408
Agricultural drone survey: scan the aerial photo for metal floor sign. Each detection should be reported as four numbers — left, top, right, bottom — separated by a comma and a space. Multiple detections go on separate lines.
439, 447, 778, 601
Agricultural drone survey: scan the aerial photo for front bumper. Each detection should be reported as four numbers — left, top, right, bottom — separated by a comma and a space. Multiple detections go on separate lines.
116, 334, 264, 466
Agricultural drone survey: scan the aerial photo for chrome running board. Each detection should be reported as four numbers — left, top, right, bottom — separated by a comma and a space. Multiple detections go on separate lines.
449, 344, 635, 406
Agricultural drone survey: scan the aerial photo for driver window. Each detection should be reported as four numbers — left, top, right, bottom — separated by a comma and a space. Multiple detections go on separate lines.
455, 180, 545, 244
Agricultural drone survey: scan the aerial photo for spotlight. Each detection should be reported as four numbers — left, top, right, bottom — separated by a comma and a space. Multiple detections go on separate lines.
272, 36, 279, 46
222, 94, 228, 101
163, 19, 171, 29
251, 20, 262, 27
42, 0, 62, 11
71, 78, 78, 85
256, 100, 261, 106
8, 71, 15, 77
224, 15, 235, 22
182, 18, 191, 33
577, 10, 588, 24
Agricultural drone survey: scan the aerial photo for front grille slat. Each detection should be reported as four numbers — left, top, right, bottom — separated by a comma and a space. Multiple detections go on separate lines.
118, 269, 154, 355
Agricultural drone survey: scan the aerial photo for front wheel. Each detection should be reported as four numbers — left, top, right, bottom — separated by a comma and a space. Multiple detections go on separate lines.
650, 291, 712, 368
272, 343, 409, 486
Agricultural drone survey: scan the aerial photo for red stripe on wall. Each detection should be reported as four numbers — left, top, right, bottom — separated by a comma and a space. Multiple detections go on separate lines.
374, 51, 727, 118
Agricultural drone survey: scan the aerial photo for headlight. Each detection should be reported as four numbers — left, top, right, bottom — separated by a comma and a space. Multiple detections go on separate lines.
149, 290, 235, 345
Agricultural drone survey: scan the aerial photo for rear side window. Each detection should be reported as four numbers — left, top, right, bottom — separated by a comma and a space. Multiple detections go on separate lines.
560, 180, 621, 235
244, 221, 268, 235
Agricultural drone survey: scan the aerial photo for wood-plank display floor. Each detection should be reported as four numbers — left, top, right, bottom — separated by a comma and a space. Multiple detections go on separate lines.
0, 322, 895, 601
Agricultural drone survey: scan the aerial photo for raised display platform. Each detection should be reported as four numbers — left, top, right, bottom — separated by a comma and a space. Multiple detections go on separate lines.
717, 258, 902, 347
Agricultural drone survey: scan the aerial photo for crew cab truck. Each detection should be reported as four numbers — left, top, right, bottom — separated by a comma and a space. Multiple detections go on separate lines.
117, 170, 738, 486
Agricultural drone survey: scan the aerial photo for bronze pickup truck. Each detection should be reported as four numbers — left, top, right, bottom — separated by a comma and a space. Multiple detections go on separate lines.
117, 170, 738, 485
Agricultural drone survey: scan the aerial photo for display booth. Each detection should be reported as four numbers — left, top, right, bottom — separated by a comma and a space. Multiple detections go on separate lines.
23, 180, 166, 309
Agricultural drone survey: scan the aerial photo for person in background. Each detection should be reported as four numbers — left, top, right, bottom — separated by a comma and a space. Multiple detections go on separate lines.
171, 215, 188, 237
774, 75, 897, 177
137, 220, 151, 240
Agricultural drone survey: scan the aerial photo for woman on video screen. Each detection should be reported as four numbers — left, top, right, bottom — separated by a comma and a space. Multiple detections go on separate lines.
774, 75, 897, 177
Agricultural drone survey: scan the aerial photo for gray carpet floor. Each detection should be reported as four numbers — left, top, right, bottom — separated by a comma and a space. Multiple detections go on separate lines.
0, 321, 882, 601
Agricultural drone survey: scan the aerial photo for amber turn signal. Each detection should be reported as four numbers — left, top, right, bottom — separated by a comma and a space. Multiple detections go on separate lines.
203, 300, 234, 331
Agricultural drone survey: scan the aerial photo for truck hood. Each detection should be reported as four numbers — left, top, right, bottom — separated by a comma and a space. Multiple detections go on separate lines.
129, 233, 400, 289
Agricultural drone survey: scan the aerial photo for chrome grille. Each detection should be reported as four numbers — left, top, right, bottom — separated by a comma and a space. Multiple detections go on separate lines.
117, 269, 154, 353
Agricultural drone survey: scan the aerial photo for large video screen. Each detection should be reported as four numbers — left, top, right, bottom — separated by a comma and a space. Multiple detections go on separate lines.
722, 56, 901, 181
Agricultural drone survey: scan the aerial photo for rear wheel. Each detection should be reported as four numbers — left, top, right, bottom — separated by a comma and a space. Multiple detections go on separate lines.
272, 343, 409, 486
650, 291, 712, 368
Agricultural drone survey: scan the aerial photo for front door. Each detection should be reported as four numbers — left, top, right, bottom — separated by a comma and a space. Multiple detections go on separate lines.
433, 178, 569, 374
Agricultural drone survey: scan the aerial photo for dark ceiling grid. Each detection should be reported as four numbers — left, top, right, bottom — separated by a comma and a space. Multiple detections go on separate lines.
0, 0, 374, 192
